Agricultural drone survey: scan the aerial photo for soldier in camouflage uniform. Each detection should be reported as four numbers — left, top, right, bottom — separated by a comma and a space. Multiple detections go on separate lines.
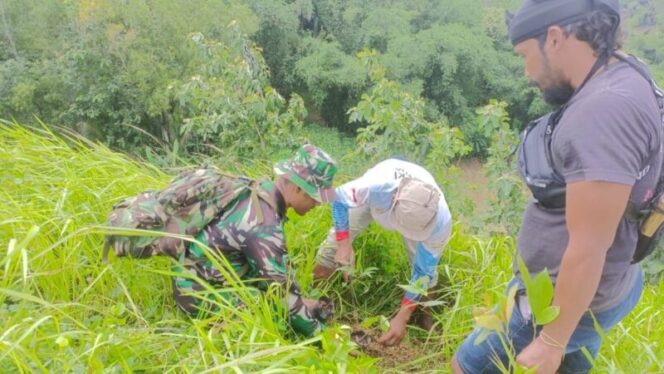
172, 145, 338, 336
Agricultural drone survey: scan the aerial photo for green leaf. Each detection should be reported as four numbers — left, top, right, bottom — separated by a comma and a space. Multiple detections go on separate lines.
361, 315, 390, 331
113, 303, 127, 317
359, 267, 378, 278
530, 269, 555, 324
537, 306, 560, 325
516, 255, 532, 286
516, 256, 557, 326
55, 336, 69, 348
504, 285, 518, 321
397, 278, 428, 296
474, 315, 503, 332
419, 300, 446, 308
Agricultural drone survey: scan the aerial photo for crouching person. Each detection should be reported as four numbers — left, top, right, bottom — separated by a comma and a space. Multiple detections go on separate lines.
313, 158, 453, 345
171, 145, 339, 336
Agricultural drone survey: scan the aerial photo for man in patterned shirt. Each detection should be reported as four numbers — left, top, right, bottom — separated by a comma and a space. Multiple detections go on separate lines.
172, 144, 338, 336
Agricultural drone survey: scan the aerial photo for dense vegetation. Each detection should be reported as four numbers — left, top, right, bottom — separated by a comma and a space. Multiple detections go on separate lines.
2, 122, 664, 372
1, 0, 662, 158
1, 0, 664, 371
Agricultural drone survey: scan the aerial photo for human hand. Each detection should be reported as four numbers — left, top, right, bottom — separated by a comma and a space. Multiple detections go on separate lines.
377, 312, 409, 346
516, 335, 564, 374
313, 296, 335, 322
303, 297, 335, 322
334, 240, 355, 282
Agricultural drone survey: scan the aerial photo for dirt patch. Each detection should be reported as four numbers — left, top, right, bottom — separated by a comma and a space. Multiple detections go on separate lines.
350, 325, 437, 370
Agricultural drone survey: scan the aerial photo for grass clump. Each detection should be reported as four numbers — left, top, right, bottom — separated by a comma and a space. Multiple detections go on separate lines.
1, 121, 663, 372
0, 121, 374, 372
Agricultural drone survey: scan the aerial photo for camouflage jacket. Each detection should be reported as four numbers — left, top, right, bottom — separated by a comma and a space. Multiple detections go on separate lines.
176, 180, 322, 336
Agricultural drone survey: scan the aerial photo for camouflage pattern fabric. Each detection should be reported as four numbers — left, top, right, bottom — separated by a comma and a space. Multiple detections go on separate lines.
273, 144, 338, 203
172, 180, 324, 336
104, 169, 268, 260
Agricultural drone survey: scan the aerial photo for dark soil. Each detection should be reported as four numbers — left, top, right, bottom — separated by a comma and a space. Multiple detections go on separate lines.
350, 325, 439, 371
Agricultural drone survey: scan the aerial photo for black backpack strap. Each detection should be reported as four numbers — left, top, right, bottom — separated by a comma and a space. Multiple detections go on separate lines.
614, 52, 664, 108
614, 53, 664, 263
614, 53, 664, 193
545, 52, 613, 174
624, 202, 649, 222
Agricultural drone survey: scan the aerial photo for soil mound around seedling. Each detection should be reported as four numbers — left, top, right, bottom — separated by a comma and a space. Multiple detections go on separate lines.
350, 326, 428, 369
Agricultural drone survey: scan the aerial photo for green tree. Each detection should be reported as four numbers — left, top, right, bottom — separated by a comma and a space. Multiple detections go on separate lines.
479, 100, 525, 236
250, 0, 539, 135
349, 50, 470, 167
171, 31, 306, 160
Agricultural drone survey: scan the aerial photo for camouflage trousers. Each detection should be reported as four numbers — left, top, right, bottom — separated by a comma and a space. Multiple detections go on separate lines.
171, 250, 323, 336
171, 265, 256, 317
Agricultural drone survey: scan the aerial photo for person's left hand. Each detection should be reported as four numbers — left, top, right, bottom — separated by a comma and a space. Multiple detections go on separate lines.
516, 336, 564, 373
377, 313, 408, 346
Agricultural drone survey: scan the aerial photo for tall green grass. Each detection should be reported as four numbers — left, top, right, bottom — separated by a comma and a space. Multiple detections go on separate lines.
1, 121, 662, 372
0, 122, 373, 372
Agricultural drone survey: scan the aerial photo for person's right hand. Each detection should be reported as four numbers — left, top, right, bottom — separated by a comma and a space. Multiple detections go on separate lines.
313, 296, 335, 322
302, 297, 335, 322
377, 312, 409, 346
334, 239, 355, 282
302, 297, 318, 310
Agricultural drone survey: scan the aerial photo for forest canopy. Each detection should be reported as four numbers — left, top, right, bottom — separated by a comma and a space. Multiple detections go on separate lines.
1, 0, 662, 159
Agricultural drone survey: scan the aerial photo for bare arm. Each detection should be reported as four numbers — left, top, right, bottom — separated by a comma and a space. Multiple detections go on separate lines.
517, 181, 631, 372
545, 181, 630, 344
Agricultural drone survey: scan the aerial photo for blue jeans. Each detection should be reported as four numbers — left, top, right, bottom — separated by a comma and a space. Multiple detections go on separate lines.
455, 271, 643, 374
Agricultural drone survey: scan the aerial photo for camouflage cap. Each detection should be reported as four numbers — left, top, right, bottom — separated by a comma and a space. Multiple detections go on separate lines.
274, 144, 338, 203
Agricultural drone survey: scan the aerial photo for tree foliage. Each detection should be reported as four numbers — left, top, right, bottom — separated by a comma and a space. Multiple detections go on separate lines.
479, 100, 525, 235
0, 0, 661, 159
248, 0, 537, 131
170, 31, 306, 159
349, 50, 471, 176
0, 0, 303, 159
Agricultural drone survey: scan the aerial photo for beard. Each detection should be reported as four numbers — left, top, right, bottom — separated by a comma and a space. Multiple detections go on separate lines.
532, 51, 575, 107
541, 82, 575, 106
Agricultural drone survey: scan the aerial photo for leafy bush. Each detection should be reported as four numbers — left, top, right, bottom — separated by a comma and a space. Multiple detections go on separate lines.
171, 31, 306, 160
478, 100, 526, 236
349, 50, 471, 167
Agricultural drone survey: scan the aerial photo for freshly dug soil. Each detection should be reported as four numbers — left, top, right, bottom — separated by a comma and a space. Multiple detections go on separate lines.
350, 326, 432, 370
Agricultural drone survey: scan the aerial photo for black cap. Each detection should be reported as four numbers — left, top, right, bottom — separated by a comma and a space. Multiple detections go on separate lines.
508, 0, 621, 46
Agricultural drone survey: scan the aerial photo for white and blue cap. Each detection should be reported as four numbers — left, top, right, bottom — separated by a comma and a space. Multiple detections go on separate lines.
508, 0, 621, 46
